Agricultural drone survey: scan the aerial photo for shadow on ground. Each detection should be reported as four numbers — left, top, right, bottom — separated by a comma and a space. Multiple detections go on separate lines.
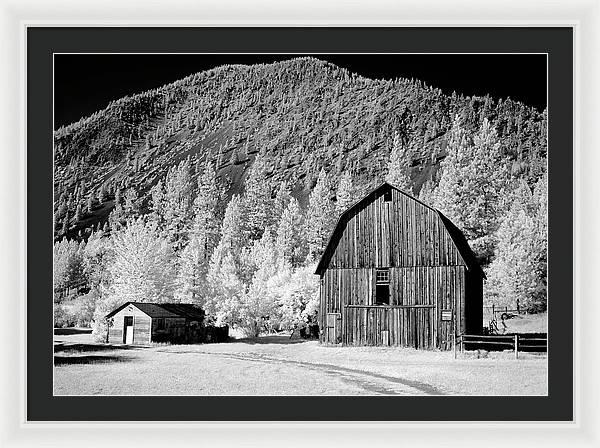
54, 328, 92, 335
229, 335, 313, 345
54, 354, 134, 366
54, 343, 146, 354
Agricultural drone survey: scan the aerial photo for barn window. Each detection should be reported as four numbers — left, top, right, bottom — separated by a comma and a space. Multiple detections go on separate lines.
375, 268, 390, 305
156, 318, 165, 330
384, 190, 392, 202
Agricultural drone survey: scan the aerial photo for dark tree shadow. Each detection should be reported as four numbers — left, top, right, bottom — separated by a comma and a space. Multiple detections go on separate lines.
54, 343, 148, 354
54, 328, 93, 335
54, 355, 133, 365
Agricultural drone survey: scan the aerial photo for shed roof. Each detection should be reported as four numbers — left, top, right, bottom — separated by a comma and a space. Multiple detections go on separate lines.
314, 182, 485, 278
105, 302, 205, 320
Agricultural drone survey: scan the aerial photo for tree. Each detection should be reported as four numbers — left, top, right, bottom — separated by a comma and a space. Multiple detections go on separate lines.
273, 180, 292, 225
74, 203, 82, 222
335, 170, 355, 216
305, 168, 334, 261
124, 187, 139, 216
86, 194, 94, 214
149, 159, 195, 248
97, 184, 107, 204
174, 235, 206, 304
92, 218, 175, 341
53, 238, 85, 295
205, 251, 246, 327
238, 229, 281, 336
431, 116, 509, 261
385, 131, 412, 193
275, 197, 306, 267
485, 175, 547, 312
276, 262, 320, 331
242, 152, 273, 240
191, 161, 223, 265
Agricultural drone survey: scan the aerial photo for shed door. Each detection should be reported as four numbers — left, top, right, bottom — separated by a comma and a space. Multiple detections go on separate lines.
326, 313, 342, 345
124, 316, 134, 344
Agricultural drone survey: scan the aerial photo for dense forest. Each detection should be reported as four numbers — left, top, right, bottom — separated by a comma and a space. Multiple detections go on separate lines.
52, 57, 547, 338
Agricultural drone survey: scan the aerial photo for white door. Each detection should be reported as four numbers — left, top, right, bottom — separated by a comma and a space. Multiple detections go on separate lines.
124, 316, 134, 344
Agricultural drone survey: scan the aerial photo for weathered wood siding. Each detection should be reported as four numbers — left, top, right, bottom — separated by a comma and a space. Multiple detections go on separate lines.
320, 265, 466, 349
321, 188, 465, 270
318, 184, 481, 350
107, 306, 151, 344
150, 317, 187, 343
344, 305, 434, 348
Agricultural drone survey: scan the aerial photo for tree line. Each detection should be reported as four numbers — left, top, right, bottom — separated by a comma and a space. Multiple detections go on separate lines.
54, 114, 547, 338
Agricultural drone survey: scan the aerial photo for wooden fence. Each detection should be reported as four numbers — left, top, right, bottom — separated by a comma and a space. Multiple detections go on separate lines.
455, 333, 547, 359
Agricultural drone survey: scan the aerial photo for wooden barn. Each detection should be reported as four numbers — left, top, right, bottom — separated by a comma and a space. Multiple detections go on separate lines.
106, 302, 208, 345
315, 182, 484, 350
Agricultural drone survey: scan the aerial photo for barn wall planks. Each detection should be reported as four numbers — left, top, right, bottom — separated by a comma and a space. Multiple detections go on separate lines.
318, 184, 482, 350
320, 188, 465, 270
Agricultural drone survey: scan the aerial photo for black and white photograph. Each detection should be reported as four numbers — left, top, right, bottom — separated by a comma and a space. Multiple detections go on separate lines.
51, 52, 549, 397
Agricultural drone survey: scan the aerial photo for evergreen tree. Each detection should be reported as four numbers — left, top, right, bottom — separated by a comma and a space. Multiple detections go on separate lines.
86, 195, 94, 214
124, 187, 139, 216
385, 131, 412, 193
114, 187, 122, 211
431, 116, 509, 261
174, 235, 205, 304
192, 161, 223, 263
336, 170, 355, 216
175, 162, 224, 304
61, 211, 69, 234
97, 184, 107, 204
149, 159, 195, 247
275, 197, 306, 266
209, 195, 246, 272
305, 169, 334, 261
243, 152, 273, 240
74, 203, 82, 222
273, 180, 292, 225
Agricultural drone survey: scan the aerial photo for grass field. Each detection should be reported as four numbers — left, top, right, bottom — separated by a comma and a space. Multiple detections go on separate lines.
54, 330, 547, 396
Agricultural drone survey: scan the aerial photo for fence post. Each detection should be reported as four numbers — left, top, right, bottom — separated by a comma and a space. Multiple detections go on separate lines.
514, 334, 519, 359
453, 332, 457, 359
492, 304, 495, 318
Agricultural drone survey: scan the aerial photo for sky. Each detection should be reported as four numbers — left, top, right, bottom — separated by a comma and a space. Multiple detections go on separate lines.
54, 53, 547, 129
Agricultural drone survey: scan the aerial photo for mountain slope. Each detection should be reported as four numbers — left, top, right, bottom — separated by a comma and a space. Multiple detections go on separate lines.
53, 57, 547, 240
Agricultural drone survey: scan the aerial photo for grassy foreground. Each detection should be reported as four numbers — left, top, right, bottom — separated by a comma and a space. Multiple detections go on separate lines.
54, 332, 547, 396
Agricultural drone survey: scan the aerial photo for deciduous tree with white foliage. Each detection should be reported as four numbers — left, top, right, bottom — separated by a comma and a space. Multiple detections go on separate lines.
91, 218, 175, 341
485, 173, 547, 312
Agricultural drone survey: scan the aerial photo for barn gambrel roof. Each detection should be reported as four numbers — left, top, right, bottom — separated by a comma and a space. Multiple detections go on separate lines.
106, 302, 205, 320
314, 182, 485, 278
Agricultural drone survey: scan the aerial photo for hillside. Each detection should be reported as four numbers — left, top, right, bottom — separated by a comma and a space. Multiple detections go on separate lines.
53, 57, 547, 240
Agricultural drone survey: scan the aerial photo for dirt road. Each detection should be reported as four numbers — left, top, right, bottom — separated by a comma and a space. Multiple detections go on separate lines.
54, 334, 547, 396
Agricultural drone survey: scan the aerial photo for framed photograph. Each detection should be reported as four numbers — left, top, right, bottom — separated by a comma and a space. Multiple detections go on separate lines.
2, 0, 598, 446
35, 24, 568, 417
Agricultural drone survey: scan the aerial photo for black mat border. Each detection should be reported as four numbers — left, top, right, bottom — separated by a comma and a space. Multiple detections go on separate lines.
27, 27, 573, 422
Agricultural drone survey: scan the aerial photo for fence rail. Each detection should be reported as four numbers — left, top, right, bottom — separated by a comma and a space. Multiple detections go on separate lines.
454, 333, 547, 359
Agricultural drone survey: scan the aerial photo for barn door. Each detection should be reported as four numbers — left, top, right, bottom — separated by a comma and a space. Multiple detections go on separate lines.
124, 316, 134, 344
326, 313, 342, 344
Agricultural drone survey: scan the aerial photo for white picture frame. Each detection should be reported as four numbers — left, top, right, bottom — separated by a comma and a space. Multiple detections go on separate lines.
1, 0, 598, 446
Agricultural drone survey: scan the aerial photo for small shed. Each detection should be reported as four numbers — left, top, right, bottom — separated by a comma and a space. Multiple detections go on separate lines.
315, 182, 485, 350
105, 302, 206, 345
